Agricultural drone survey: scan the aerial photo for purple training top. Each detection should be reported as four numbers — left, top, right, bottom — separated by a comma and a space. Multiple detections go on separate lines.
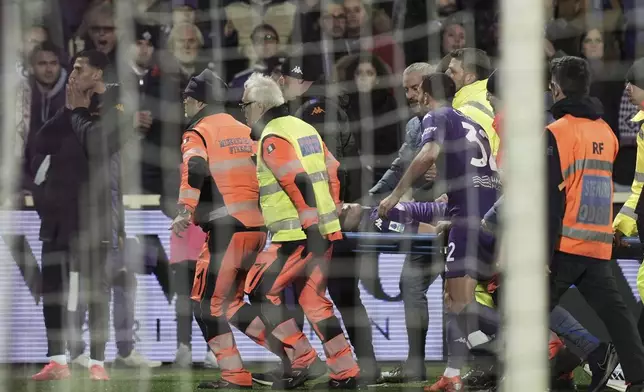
366, 201, 448, 234
420, 106, 501, 226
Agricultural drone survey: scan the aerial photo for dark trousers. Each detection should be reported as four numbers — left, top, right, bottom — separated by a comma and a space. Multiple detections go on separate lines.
41, 242, 84, 358
42, 241, 111, 361
399, 253, 443, 375
172, 260, 197, 348
549, 251, 644, 383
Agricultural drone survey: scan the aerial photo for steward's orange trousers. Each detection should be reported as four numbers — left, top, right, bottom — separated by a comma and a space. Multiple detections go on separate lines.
245, 240, 360, 380
193, 227, 282, 386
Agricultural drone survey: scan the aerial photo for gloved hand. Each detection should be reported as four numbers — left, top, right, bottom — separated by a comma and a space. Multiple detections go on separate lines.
305, 224, 329, 256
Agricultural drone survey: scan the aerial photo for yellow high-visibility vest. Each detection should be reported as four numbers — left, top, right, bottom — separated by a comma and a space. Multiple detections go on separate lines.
613, 110, 644, 236
453, 79, 500, 156
256, 115, 341, 242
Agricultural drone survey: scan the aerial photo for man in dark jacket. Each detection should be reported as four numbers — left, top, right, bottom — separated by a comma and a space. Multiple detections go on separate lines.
277, 54, 362, 202
368, 62, 435, 201
29, 50, 137, 381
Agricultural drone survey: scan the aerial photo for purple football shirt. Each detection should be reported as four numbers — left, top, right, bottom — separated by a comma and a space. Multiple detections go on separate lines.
420, 106, 500, 225
368, 202, 447, 234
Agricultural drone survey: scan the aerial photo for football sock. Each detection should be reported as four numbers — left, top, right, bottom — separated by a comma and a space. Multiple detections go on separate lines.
446, 312, 468, 371
50, 355, 67, 365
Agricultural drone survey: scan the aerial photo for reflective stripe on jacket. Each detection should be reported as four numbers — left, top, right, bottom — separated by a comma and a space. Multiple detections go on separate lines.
549, 114, 618, 260
256, 115, 341, 242
453, 79, 499, 156
179, 111, 264, 228
613, 110, 644, 236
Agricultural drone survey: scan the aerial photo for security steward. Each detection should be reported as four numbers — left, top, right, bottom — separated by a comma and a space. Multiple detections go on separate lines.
613, 57, 644, 345
546, 56, 644, 392
171, 69, 283, 389
242, 72, 361, 390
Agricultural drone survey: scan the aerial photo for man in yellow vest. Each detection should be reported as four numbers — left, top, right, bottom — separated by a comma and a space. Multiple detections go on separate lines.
547, 56, 644, 392
445, 48, 499, 156
614, 57, 644, 350
241, 72, 361, 390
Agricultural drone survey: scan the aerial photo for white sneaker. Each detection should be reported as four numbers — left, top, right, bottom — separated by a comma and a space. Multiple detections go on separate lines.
203, 350, 218, 369
114, 350, 162, 368
173, 344, 192, 368
70, 353, 90, 368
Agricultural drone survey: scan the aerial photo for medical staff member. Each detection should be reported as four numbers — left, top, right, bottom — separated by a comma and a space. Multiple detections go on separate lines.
242, 72, 361, 390
171, 69, 282, 389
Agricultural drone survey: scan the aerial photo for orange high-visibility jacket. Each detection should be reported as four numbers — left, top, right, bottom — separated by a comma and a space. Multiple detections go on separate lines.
179, 111, 264, 229
549, 114, 618, 260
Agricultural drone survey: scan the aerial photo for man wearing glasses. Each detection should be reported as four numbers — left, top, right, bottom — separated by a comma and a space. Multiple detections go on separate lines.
229, 24, 285, 102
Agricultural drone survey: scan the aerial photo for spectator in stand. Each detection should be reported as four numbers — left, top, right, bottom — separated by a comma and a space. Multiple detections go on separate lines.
278, 53, 362, 202
73, 2, 118, 81
228, 24, 285, 101
120, 22, 183, 197
19, 25, 50, 75
428, 15, 469, 66
615, 81, 641, 188
342, 53, 402, 187
167, 22, 210, 88
343, 0, 404, 73
578, 26, 624, 136
24, 43, 69, 141
369, 62, 436, 201
312, 0, 352, 79
224, 0, 297, 63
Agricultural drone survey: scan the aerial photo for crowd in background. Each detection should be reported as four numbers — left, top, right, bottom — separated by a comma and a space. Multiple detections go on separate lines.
9, 0, 644, 206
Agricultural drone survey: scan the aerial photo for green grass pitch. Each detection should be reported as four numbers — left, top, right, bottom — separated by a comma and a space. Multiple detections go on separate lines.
0, 363, 607, 392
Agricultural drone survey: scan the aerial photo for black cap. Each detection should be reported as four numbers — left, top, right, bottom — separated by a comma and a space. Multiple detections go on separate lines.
135, 22, 160, 48
282, 54, 324, 82
627, 58, 644, 91
487, 69, 498, 96
183, 69, 228, 104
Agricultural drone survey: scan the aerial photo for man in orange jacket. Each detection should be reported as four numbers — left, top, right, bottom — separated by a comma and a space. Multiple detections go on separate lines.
546, 57, 644, 392
171, 69, 283, 389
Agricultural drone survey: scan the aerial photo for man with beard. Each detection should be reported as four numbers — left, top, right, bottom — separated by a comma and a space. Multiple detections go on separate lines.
369, 62, 436, 200
167, 22, 209, 89
24, 42, 68, 144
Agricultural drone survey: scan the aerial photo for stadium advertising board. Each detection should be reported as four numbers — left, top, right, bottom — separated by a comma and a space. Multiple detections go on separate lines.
0, 210, 445, 363
1, 210, 640, 363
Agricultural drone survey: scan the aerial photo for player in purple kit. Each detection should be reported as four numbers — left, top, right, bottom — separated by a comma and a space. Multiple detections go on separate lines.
378, 73, 501, 391
340, 199, 449, 234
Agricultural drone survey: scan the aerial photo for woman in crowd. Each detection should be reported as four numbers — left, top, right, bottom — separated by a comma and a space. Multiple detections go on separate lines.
578, 25, 625, 135
341, 53, 403, 190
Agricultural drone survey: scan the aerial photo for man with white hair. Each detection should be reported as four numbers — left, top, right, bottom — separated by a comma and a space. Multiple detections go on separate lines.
242, 73, 362, 390
167, 22, 208, 88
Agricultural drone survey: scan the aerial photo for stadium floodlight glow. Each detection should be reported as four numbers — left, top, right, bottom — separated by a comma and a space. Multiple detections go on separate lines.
500, 0, 548, 390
